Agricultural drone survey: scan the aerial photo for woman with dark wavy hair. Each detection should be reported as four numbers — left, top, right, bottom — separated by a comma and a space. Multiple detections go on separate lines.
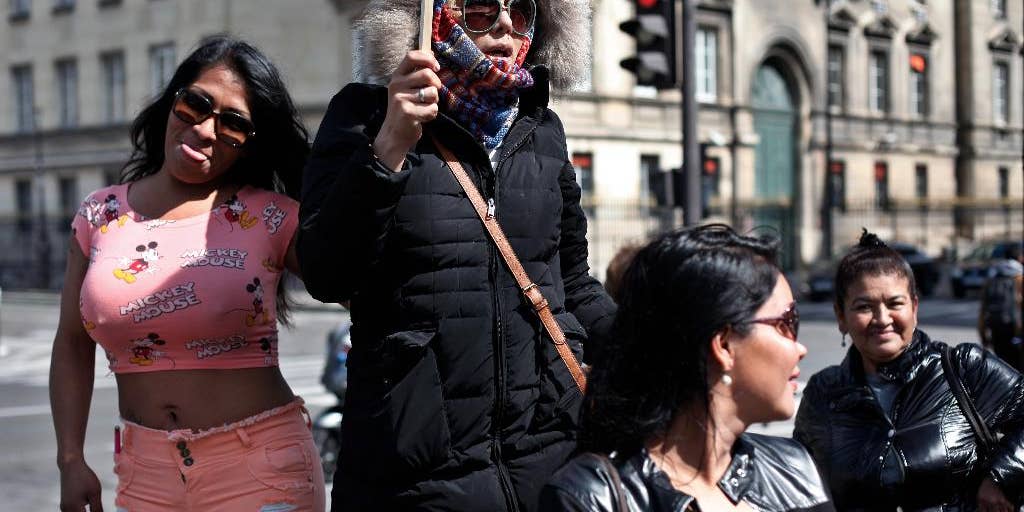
50, 36, 323, 511
795, 230, 1024, 511
541, 224, 833, 511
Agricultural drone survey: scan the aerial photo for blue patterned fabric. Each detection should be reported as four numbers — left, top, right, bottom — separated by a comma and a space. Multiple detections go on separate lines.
432, 0, 535, 149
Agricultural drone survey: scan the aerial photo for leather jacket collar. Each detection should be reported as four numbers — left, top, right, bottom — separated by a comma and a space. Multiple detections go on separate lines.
635, 436, 761, 509
840, 329, 932, 385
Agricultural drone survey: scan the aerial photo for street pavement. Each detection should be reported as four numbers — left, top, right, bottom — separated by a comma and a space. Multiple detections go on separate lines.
0, 294, 983, 510
0, 296, 346, 511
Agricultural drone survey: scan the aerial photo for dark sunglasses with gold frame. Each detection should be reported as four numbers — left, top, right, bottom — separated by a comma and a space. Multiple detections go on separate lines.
171, 88, 256, 148
449, 0, 536, 37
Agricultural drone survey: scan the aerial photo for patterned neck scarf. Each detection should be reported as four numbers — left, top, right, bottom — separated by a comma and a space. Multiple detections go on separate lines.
432, 0, 535, 150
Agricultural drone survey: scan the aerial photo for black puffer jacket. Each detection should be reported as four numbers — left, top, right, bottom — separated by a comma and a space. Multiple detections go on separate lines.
298, 70, 616, 511
539, 433, 835, 511
794, 330, 1024, 511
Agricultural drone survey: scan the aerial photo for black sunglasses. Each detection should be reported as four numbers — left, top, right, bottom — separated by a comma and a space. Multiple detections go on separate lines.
172, 88, 256, 148
743, 303, 800, 341
450, 0, 536, 37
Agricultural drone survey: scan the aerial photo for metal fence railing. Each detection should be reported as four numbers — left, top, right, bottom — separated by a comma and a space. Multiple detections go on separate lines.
0, 198, 1019, 290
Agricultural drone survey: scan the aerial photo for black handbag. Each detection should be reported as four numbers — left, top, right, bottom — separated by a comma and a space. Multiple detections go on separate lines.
940, 344, 998, 460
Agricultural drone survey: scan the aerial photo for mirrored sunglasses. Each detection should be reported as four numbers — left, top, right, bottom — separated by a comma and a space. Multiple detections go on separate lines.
172, 88, 255, 148
451, 0, 536, 37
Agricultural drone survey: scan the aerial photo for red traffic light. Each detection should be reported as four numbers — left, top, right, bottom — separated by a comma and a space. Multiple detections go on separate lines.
638, 0, 658, 7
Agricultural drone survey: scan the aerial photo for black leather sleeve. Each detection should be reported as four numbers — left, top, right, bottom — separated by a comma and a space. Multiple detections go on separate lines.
957, 343, 1024, 499
793, 372, 833, 485
551, 111, 616, 356
538, 455, 618, 512
297, 84, 412, 303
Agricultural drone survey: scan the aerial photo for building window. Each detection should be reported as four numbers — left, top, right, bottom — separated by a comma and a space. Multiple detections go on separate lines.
874, 161, 890, 210
829, 160, 846, 211
56, 59, 79, 128
998, 166, 1009, 199
640, 154, 662, 205
58, 176, 77, 231
149, 43, 176, 95
701, 153, 720, 215
915, 163, 928, 201
52, 0, 74, 14
993, 61, 1009, 125
909, 53, 928, 117
101, 51, 126, 123
11, 64, 34, 133
827, 45, 844, 109
15, 178, 33, 234
991, 0, 1006, 18
572, 152, 594, 214
869, 50, 889, 113
9, 0, 30, 19
695, 27, 717, 103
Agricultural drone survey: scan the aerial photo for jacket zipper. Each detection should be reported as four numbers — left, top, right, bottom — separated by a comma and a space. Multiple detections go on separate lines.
487, 157, 518, 512
867, 384, 903, 489
452, 118, 535, 512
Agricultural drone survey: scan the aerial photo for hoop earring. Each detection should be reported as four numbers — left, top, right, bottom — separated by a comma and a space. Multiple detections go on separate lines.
841, 332, 848, 348
721, 374, 733, 386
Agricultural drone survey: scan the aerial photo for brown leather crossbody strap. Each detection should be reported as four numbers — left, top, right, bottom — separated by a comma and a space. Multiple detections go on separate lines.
431, 136, 587, 393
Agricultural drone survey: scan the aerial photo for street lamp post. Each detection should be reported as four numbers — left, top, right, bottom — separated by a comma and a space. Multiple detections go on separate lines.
681, 0, 700, 226
822, 0, 835, 261
33, 107, 52, 290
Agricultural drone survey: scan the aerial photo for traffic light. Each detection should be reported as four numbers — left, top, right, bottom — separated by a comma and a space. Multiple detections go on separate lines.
619, 0, 676, 89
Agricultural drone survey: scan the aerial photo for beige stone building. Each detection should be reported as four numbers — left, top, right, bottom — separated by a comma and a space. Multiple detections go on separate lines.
564, 0, 1022, 272
0, 0, 1020, 289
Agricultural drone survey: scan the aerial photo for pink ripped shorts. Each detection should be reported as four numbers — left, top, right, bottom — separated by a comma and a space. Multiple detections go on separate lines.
113, 398, 325, 512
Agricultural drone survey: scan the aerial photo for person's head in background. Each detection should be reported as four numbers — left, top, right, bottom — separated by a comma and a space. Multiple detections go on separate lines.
583, 224, 806, 454
122, 35, 308, 199
604, 243, 643, 304
833, 229, 920, 374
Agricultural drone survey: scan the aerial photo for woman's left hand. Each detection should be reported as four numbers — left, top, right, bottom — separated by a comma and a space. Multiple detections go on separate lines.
977, 477, 1015, 512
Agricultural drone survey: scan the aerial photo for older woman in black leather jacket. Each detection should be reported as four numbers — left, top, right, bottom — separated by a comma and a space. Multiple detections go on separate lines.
540, 225, 835, 511
795, 231, 1024, 512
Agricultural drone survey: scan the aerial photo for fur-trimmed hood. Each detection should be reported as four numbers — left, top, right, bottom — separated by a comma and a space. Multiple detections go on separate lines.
354, 0, 592, 90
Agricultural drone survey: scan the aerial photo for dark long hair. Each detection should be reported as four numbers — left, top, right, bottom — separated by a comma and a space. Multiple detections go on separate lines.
121, 35, 309, 324
833, 229, 918, 310
121, 35, 308, 199
582, 224, 781, 455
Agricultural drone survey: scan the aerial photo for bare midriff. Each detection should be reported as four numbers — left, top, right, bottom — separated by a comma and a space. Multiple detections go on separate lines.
116, 367, 295, 431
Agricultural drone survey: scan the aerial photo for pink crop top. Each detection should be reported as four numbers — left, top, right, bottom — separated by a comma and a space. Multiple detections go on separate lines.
73, 183, 299, 374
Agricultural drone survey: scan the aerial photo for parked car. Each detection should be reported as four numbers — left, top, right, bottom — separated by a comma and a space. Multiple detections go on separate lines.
804, 242, 939, 301
951, 240, 1024, 298
889, 242, 940, 297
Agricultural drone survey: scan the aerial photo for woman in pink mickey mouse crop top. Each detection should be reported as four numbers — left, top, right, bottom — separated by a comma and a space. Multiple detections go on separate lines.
74, 183, 298, 373
50, 37, 326, 512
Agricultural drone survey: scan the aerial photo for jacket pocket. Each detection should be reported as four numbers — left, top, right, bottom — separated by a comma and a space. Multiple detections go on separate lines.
348, 329, 452, 477
532, 313, 587, 433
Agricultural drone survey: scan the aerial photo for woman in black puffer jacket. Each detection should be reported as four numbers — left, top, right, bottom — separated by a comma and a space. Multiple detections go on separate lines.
298, 1, 616, 510
794, 231, 1024, 512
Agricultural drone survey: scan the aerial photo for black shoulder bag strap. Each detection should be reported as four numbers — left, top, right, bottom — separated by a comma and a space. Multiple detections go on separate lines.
940, 343, 998, 458
587, 453, 629, 512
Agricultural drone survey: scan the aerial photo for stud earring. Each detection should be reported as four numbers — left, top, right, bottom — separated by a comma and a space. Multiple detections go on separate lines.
721, 374, 733, 386
841, 332, 848, 348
